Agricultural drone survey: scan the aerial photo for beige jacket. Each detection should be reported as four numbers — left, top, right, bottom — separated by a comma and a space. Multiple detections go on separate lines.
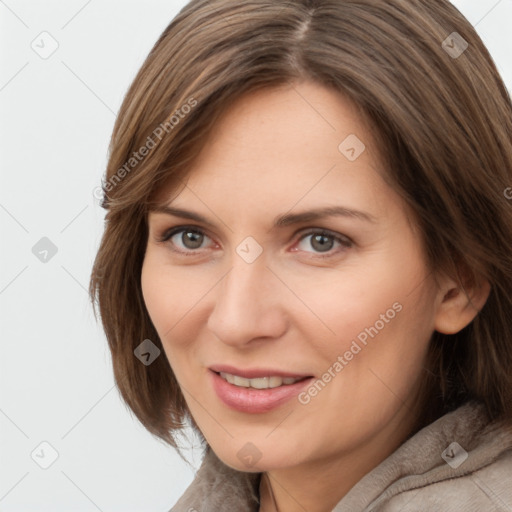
170, 401, 512, 511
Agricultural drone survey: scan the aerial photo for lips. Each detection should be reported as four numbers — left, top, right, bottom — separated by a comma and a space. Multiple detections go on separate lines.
210, 370, 314, 413
209, 364, 312, 380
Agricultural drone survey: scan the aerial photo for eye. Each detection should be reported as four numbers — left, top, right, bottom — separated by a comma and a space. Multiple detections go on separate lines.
159, 226, 215, 253
157, 225, 352, 258
295, 229, 352, 256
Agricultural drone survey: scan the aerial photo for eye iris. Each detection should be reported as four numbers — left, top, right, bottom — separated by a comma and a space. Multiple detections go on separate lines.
174, 232, 340, 252
311, 234, 333, 252
182, 231, 203, 249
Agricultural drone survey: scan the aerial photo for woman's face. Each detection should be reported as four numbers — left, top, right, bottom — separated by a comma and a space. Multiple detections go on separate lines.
141, 81, 445, 473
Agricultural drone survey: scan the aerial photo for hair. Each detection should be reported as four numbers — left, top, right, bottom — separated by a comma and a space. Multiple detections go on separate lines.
89, 0, 512, 454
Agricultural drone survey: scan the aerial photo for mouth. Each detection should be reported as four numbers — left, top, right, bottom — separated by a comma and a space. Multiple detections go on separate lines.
209, 367, 315, 413
209, 364, 312, 381
215, 371, 310, 389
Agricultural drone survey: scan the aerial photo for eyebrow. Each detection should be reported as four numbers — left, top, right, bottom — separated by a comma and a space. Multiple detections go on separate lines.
149, 204, 377, 228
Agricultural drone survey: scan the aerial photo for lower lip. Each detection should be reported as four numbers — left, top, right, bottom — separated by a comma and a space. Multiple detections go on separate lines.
210, 370, 314, 413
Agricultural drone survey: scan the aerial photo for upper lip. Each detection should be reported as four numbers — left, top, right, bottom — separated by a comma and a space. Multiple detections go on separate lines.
209, 364, 312, 379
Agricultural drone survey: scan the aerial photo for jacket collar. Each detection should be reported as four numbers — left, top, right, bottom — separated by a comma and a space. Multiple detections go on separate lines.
170, 401, 512, 511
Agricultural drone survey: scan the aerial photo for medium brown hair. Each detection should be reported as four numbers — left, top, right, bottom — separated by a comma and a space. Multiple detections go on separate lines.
89, 0, 512, 452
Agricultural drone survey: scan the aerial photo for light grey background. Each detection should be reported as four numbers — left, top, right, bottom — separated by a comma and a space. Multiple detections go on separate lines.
1, 1, 511, 510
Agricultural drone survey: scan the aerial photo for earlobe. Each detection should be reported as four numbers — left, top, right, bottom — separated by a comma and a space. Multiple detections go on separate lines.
434, 276, 491, 335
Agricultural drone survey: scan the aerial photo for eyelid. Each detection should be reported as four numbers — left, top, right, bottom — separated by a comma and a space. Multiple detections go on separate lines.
293, 228, 353, 258
161, 224, 215, 241
158, 224, 210, 243
296, 227, 352, 245
158, 224, 353, 257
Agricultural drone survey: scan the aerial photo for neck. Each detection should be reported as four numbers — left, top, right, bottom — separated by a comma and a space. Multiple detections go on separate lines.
258, 404, 419, 512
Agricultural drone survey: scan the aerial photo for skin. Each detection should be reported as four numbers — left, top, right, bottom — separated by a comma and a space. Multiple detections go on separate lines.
141, 81, 490, 512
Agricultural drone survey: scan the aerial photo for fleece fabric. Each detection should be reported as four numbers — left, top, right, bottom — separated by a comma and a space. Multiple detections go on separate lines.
170, 401, 512, 511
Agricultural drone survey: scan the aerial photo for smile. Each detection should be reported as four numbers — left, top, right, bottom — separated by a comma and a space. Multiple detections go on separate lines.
218, 371, 305, 389
210, 370, 314, 413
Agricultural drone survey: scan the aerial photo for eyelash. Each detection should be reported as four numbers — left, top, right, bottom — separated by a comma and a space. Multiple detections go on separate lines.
157, 225, 353, 259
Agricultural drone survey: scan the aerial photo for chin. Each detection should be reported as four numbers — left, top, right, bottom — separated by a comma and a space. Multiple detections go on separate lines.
211, 441, 303, 474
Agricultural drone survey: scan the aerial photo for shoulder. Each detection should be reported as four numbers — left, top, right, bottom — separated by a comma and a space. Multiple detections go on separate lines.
379, 449, 512, 511
336, 401, 512, 511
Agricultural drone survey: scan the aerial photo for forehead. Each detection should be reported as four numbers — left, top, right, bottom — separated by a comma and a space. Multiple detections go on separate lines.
194, 82, 373, 169
153, 82, 392, 218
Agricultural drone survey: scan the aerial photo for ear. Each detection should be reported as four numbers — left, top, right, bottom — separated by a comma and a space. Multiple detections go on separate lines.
434, 270, 491, 335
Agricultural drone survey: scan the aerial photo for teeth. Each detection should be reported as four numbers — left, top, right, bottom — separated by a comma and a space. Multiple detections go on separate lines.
219, 372, 303, 389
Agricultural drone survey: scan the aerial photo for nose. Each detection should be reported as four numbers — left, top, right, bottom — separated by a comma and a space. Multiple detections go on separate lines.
207, 256, 288, 348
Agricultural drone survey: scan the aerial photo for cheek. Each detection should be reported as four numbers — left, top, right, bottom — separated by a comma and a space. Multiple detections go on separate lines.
286, 255, 434, 374
141, 257, 189, 367
141, 256, 171, 331
281, 267, 404, 345
140, 252, 219, 383
325, 288, 434, 408
141, 252, 211, 336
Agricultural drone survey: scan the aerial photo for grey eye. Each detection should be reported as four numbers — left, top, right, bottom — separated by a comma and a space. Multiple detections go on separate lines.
310, 234, 334, 252
170, 229, 208, 250
298, 233, 338, 253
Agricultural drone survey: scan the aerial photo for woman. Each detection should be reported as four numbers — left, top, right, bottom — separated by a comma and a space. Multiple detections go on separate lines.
89, 0, 512, 510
